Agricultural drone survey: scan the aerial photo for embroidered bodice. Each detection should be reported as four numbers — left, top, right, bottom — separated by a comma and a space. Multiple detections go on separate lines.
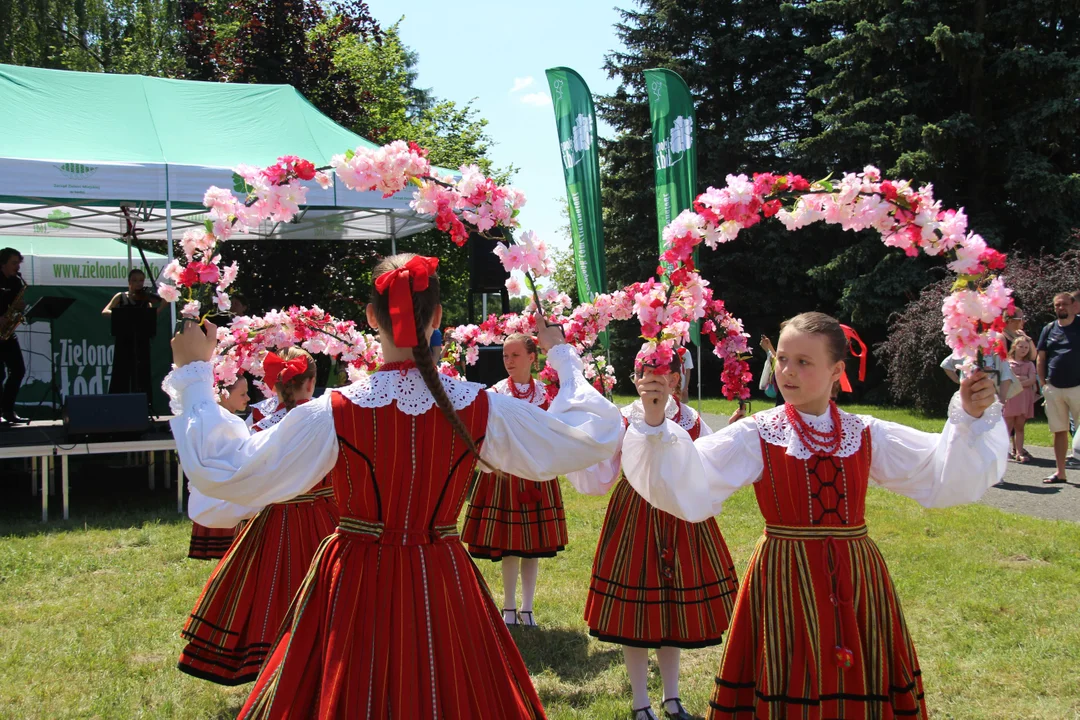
329, 383, 490, 531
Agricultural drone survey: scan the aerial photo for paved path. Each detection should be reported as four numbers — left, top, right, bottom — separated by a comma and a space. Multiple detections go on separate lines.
701, 413, 1080, 523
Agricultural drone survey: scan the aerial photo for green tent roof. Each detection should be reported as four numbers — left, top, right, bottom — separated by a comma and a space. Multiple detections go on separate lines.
0, 64, 440, 242
0, 64, 378, 167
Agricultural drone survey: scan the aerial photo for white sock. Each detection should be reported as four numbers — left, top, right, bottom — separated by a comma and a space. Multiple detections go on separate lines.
622, 645, 651, 710
501, 556, 519, 615
657, 646, 681, 711
519, 558, 539, 613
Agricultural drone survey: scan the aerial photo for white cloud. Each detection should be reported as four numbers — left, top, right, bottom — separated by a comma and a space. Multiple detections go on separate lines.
509, 76, 534, 93
520, 91, 552, 107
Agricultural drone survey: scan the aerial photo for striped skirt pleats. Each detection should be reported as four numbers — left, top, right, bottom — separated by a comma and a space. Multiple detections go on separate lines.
238, 524, 546, 719
177, 491, 339, 685
708, 524, 926, 719
462, 472, 568, 560
585, 479, 738, 648
188, 522, 238, 560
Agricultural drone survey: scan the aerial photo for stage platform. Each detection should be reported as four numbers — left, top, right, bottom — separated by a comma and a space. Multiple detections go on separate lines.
0, 418, 183, 523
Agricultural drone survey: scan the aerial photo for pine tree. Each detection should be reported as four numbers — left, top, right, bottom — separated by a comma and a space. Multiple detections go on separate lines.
599, 0, 831, 391
798, 0, 1080, 329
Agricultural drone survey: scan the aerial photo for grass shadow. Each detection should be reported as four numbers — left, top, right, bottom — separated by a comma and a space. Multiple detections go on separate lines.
0, 458, 188, 536
511, 626, 623, 684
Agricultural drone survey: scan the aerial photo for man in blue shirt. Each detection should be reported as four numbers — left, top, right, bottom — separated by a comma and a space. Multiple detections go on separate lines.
1037, 291, 1080, 482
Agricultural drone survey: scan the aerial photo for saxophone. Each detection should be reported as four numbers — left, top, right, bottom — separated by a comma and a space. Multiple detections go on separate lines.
0, 275, 27, 341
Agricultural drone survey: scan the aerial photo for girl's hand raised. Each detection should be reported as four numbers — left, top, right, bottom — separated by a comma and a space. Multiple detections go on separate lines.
960, 370, 996, 419
634, 370, 670, 427
534, 312, 565, 354
171, 320, 218, 367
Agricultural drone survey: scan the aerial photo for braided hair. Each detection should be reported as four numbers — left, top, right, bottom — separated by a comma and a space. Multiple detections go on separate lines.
371, 254, 491, 470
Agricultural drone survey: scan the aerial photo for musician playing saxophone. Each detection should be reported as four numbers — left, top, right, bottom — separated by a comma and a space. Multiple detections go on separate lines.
0, 248, 28, 427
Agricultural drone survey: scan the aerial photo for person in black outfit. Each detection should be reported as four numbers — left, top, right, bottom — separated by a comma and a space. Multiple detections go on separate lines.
102, 268, 164, 407
0, 248, 28, 427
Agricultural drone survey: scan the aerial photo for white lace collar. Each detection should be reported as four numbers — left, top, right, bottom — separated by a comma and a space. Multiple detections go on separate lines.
754, 404, 866, 460
251, 399, 286, 433
490, 377, 548, 408
251, 397, 279, 418
622, 397, 699, 433
337, 368, 485, 416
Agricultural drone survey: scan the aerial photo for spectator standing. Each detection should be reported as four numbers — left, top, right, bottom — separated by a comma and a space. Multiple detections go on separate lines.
679, 343, 694, 403
1004, 308, 1037, 361
1003, 336, 1038, 463
940, 351, 1016, 404
430, 326, 443, 361
1036, 292, 1080, 482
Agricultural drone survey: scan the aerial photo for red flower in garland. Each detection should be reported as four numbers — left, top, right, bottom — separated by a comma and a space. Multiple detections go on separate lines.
294, 159, 316, 181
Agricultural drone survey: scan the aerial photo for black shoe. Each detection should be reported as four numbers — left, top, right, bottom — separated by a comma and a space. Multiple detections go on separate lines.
2, 412, 28, 425
518, 610, 537, 628
1066, 457, 1080, 469
0, 416, 10, 430
632, 707, 659, 720
663, 698, 702, 720
502, 608, 518, 626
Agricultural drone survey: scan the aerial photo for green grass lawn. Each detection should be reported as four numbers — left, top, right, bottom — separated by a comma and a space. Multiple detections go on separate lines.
1, 480, 1079, 719
613, 395, 1057, 448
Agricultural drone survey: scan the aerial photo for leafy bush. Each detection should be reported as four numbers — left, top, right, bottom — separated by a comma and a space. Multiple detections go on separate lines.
878, 249, 1080, 414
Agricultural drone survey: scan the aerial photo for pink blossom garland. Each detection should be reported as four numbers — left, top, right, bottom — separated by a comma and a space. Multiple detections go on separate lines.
653, 167, 1013, 371
212, 306, 381, 394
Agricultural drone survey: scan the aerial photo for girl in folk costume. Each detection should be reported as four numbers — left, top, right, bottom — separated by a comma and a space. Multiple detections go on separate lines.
188, 376, 251, 560
165, 254, 622, 719
625, 312, 1008, 720
566, 347, 740, 720
463, 333, 568, 627
177, 349, 340, 685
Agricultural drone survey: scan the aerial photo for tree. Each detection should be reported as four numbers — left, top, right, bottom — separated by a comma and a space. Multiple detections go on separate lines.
600, 0, 1080, 399
796, 0, 1080, 330
877, 249, 1080, 413
599, 0, 832, 392
180, 0, 381, 129
215, 23, 500, 329
1, 0, 184, 75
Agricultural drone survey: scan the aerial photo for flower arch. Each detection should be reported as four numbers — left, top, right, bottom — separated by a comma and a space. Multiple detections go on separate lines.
159, 142, 1010, 401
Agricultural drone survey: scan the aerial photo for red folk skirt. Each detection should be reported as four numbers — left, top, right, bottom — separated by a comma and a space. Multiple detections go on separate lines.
462, 472, 568, 560
585, 478, 738, 648
238, 519, 546, 719
708, 524, 926, 719
188, 522, 237, 560
177, 487, 339, 685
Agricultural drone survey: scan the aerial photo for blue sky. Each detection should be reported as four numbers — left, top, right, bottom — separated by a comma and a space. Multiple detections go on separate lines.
365, 0, 629, 254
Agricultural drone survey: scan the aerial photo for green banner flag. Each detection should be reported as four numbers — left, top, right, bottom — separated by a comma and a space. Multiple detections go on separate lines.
644, 68, 700, 344
545, 67, 606, 311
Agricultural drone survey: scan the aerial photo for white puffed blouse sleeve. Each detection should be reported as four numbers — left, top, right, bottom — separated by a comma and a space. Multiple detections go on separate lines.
867, 393, 1008, 508
621, 415, 763, 523
187, 486, 263, 527
480, 344, 623, 481
165, 362, 339, 507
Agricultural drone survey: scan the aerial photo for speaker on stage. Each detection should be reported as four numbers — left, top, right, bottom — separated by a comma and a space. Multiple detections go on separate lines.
468, 231, 511, 292
464, 346, 505, 388
63, 393, 151, 439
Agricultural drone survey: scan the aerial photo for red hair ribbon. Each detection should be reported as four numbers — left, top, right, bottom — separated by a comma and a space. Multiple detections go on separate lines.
373, 255, 440, 348
264, 351, 309, 391
838, 324, 867, 394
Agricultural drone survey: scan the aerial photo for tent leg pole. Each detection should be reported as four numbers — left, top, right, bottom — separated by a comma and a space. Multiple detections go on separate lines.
166, 195, 176, 333
697, 345, 702, 413
390, 214, 397, 256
